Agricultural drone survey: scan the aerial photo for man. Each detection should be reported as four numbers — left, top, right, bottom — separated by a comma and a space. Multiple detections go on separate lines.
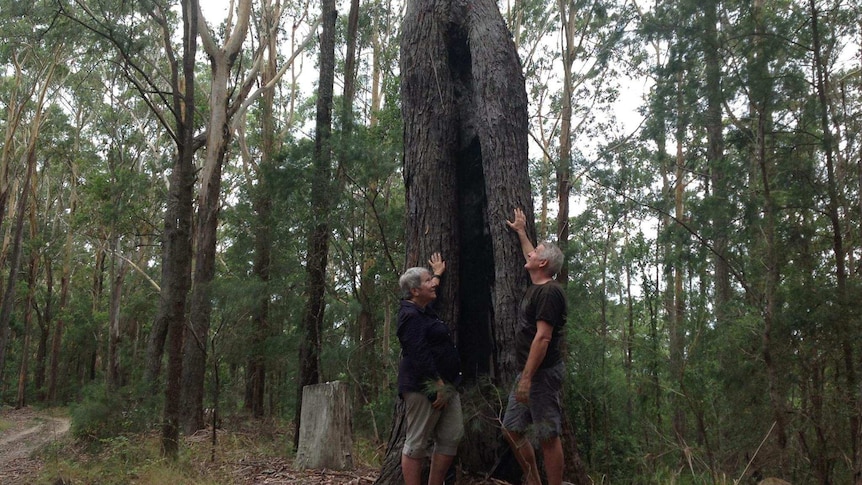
503, 207, 567, 485
397, 253, 463, 485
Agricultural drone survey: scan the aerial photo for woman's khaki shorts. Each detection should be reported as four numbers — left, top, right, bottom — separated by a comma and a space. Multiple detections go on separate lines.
402, 391, 464, 458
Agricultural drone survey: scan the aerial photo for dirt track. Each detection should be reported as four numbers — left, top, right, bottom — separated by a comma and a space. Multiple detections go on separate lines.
0, 407, 71, 484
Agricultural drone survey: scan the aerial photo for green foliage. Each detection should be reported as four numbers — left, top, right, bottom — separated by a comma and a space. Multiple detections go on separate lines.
38, 434, 214, 485
69, 382, 159, 444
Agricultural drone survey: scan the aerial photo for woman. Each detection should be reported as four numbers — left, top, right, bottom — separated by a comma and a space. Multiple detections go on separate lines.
397, 252, 463, 485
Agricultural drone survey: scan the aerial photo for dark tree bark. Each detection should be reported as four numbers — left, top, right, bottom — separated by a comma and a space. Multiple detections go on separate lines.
703, 0, 729, 326
377, 0, 539, 481
245, 1, 279, 419
158, 0, 200, 459
294, 0, 337, 449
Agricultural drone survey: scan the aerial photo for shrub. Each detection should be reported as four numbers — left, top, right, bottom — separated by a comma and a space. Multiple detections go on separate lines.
70, 382, 160, 443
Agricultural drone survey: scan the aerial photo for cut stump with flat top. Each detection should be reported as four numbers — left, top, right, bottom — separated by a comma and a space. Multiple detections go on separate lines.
296, 381, 354, 470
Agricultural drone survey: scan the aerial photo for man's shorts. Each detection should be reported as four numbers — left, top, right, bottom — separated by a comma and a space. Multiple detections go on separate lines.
402, 390, 464, 458
502, 362, 564, 441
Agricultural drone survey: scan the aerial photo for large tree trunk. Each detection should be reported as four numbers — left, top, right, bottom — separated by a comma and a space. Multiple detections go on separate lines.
0, 134, 38, 390
669, 70, 687, 449
159, 0, 200, 459
556, 0, 574, 286
294, 0, 337, 449
180, 0, 252, 435
378, 0, 536, 481
703, 0, 729, 323
35, 255, 52, 400
107, 248, 127, 391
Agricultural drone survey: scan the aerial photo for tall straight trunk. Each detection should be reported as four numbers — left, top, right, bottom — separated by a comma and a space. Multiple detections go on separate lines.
181, 0, 253, 434
809, 1, 854, 476
755, 101, 785, 448
342, 0, 359, 129
107, 247, 126, 391
669, 70, 687, 446
246, 0, 279, 419
17, 231, 39, 408
749, 0, 788, 451
35, 255, 52, 399
703, 6, 732, 468
703, 0, 730, 321
556, 5, 589, 475
0, 151, 35, 390
294, 0, 337, 449
342, 0, 378, 413
159, 0, 200, 459
648, 37, 669, 438
556, 0, 575, 285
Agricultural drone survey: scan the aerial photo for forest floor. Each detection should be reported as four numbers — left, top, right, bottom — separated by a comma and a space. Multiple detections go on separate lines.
0, 406, 510, 484
0, 406, 71, 484
0, 406, 383, 484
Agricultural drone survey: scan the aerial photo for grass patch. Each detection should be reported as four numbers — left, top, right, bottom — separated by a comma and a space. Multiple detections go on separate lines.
37, 432, 220, 485
34, 415, 304, 485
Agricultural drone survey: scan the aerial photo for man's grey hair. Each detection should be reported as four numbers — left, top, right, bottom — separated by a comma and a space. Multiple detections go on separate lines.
537, 241, 564, 277
399, 267, 429, 299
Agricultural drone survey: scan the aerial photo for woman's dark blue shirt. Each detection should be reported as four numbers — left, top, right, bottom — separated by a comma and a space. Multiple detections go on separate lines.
397, 299, 462, 396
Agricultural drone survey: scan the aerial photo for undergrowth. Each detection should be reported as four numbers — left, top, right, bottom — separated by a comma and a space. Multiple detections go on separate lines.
35, 410, 382, 484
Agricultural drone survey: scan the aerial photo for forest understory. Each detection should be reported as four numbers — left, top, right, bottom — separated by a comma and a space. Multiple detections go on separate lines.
0, 406, 521, 485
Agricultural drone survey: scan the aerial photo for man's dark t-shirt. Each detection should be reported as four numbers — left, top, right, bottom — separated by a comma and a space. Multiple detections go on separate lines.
397, 300, 462, 397
515, 281, 567, 369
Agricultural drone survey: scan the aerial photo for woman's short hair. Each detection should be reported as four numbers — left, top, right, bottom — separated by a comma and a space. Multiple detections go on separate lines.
399, 267, 428, 299
537, 241, 564, 277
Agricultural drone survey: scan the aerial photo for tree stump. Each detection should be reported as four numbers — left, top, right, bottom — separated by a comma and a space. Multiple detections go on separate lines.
295, 381, 353, 470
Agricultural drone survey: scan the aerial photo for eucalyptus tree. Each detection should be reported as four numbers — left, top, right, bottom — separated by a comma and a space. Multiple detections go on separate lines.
0, 2, 68, 390
230, 0, 318, 418
294, 0, 337, 449
241, 0, 282, 420
58, 0, 203, 458
180, 0, 253, 434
